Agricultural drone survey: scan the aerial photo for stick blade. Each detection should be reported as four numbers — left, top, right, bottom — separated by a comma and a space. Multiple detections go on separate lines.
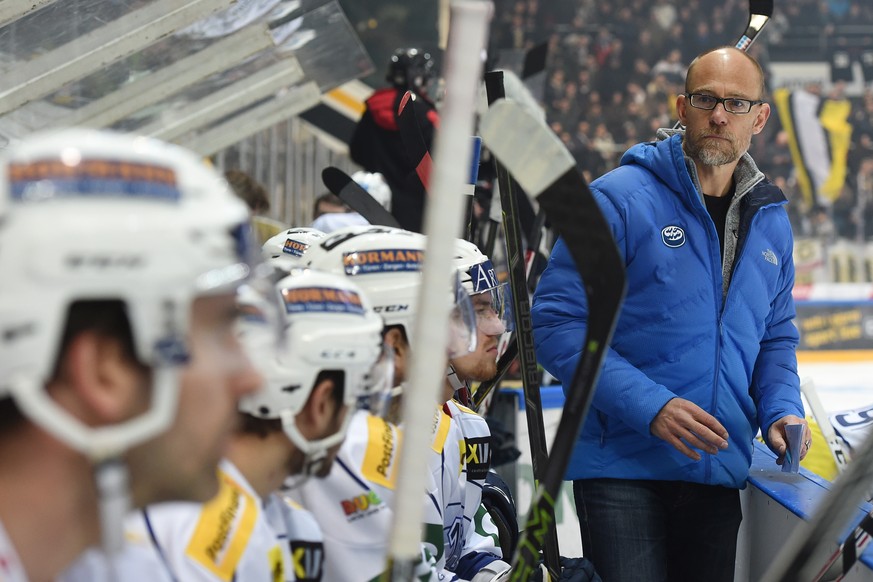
521, 42, 548, 79
480, 98, 624, 307
480, 99, 575, 198
320, 166, 351, 195
321, 167, 401, 228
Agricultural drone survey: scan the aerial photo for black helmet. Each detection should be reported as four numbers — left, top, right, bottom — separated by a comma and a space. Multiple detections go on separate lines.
386, 48, 435, 91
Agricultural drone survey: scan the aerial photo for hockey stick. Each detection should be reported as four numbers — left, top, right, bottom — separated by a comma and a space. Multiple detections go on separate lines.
801, 377, 850, 473
762, 429, 873, 581
672, 0, 775, 129
809, 511, 872, 582
398, 90, 481, 241
472, 341, 517, 412
735, 0, 775, 52
385, 1, 492, 579
472, 68, 553, 414
525, 207, 547, 291
520, 42, 548, 81
484, 70, 560, 578
398, 90, 434, 192
321, 167, 401, 228
480, 99, 626, 580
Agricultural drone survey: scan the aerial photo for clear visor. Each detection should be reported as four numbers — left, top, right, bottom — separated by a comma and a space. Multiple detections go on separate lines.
207, 220, 287, 353
473, 282, 514, 337
448, 272, 478, 358
358, 342, 399, 422
235, 276, 288, 365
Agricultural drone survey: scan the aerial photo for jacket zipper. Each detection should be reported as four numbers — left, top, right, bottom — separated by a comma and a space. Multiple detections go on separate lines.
709, 212, 722, 484
710, 205, 774, 481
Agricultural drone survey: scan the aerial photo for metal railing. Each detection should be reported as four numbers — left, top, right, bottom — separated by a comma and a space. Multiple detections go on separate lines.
213, 116, 358, 228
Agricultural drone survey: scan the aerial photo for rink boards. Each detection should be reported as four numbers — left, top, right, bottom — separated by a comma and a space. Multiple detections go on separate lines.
498, 384, 873, 581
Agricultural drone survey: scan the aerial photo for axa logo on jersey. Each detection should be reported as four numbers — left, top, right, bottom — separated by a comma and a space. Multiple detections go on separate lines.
661, 225, 686, 248
289, 541, 324, 582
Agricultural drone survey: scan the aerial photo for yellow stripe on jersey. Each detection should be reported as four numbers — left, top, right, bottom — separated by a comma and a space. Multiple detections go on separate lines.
431, 408, 451, 454
185, 470, 259, 581
362, 414, 402, 489
283, 496, 304, 511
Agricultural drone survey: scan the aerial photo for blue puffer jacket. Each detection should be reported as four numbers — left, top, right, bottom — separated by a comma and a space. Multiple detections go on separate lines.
532, 132, 803, 488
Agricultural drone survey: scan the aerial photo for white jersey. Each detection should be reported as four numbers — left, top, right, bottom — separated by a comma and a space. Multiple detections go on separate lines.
0, 519, 28, 582
830, 402, 873, 453
60, 459, 324, 582
440, 400, 507, 579
292, 404, 507, 582
291, 410, 435, 582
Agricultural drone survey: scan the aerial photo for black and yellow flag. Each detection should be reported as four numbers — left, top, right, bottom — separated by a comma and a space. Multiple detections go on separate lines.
774, 88, 852, 207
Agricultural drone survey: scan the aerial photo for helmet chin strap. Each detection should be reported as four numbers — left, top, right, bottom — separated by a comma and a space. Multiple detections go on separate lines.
302, 449, 328, 480
446, 364, 471, 406
95, 458, 131, 577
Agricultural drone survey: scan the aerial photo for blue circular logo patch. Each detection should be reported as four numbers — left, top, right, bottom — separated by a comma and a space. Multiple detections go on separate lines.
661, 225, 686, 248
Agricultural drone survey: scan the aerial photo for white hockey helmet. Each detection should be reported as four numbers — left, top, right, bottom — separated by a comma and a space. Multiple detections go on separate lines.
305, 225, 427, 338
351, 170, 392, 212
262, 227, 327, 272
238, 268, 388, 477
304, 225, 478, 356
453, 238, 513, 336
0, 128, 257, 460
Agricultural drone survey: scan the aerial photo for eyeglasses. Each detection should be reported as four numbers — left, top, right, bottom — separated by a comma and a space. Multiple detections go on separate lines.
684, 93, 764, 114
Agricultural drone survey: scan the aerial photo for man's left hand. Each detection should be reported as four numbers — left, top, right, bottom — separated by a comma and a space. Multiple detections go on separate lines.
768, 415, 811, 465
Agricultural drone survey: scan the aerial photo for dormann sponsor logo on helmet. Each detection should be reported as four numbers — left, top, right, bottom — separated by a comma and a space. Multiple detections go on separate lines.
8, 159, 180, 201
342, 249, 424, 275
282, 238, 309, 257
281, 287, 365, 315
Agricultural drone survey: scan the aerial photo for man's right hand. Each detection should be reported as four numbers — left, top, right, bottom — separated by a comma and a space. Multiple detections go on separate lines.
650, 398, 730, 461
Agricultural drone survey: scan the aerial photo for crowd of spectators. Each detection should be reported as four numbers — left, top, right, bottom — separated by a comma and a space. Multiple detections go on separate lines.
490, 0, 873, 244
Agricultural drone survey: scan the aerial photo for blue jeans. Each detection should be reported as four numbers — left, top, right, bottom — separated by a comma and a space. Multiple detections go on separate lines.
573, 478, 742, 582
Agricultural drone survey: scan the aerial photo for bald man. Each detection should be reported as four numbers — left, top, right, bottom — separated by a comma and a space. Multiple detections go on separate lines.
532, 47, 808, 581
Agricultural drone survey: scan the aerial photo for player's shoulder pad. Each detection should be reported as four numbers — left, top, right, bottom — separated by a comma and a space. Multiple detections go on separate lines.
455, 402, 480, 416
267, 492, 324, 545
184, 470, 260, 581
361, 413, 403, 490
430, 405, 453, 454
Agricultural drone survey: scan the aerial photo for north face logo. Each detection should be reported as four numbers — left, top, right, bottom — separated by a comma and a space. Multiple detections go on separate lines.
762, 249, 778, 265
661, 226, 686, 248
